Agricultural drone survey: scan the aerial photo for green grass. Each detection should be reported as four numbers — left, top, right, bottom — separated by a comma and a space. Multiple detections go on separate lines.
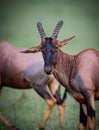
0, 0, 99, 130
0, 88, 79, 130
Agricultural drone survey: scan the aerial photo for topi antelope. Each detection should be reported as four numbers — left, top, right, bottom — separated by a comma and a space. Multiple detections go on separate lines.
24, 20, 99, 130
0, 23, 67, 130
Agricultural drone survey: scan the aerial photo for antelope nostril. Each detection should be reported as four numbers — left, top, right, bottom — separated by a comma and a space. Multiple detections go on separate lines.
44, 66, 52, 75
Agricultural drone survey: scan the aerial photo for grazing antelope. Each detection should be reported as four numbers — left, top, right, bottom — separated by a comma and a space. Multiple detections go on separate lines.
0, 39, 66, 129
24, 20, 99, 130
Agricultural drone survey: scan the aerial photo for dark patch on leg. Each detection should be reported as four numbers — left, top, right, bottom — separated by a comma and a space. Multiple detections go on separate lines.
80, 104, 87, 127
87, 102, 95, 118
54, 86, 67, 105
23, 70, 51, 100
62, 89, 67, 102
54, 86, 61, 105
34, 84, 51, 99
73, 73, 95, 119
32, 71, 51, 100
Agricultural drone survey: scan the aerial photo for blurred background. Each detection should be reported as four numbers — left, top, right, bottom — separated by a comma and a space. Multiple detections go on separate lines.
0, 0, 99, 130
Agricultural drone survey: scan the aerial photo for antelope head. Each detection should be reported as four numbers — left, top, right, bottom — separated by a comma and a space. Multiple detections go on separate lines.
22, 20, 75, 74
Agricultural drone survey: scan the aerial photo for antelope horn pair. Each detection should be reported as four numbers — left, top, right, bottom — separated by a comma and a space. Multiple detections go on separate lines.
37, 20, 63, 39
21, 20, 75, 53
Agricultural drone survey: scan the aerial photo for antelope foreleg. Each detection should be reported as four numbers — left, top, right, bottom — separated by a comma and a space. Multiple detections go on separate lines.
0, 115, 16, 130
87, 94, 95, 130
57, 104, 65, 128
79, 104, 87, 130
39, 97, 56, 130
47, 74, 66, 128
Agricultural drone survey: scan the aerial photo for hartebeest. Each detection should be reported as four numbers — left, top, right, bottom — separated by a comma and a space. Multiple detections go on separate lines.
0, 23, 66, 130
24, 20, 99, 130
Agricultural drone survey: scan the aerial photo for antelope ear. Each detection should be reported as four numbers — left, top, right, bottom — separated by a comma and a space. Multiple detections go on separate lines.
21, 46, 41, 53
58, 35, 75, 47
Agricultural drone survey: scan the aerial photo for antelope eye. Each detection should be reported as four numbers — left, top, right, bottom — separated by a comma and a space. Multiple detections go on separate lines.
41, 49, 46, 56
52, 46, 57, 52
42, 53, 46, 58
51, 48, 55, 54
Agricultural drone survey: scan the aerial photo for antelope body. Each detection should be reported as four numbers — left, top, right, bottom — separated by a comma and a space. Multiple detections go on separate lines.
25, 20, 99, 130
0, 40, 65, 130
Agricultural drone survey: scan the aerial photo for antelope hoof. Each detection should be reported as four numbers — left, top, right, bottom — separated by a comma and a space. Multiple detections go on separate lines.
39, 127, 45, 130
12, 126, 21, 130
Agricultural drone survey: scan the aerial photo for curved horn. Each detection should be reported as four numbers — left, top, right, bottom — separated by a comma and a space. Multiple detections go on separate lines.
37, 21, 46, 39
51, 20, 63, 38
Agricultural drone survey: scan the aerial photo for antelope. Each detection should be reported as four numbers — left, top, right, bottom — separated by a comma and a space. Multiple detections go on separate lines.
24, 20, 99, 130
0, 22, 67, 130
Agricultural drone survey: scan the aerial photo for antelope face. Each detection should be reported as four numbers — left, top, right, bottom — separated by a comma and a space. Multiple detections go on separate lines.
40, 37, 58, 74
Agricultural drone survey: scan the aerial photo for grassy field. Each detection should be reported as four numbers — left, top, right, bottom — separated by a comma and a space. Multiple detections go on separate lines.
0, 0, 99, 130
